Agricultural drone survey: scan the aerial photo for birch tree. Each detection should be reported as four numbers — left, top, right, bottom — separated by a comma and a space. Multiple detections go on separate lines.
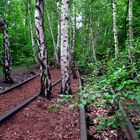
45, 2, 59, 67
89, 0, 97, 62
28, 1, 38, 63
112, 0, 119, 59
69, 4, 76, 64
71, 4, 76, 63
52, 0, 61, 67
61, 0, 72, 94
128, 0, 133, 61
0, 18, 14, 84
35, 0, 52, 98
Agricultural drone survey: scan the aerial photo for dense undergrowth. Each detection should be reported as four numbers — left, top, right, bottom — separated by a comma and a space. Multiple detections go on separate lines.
57, 46, 140, 131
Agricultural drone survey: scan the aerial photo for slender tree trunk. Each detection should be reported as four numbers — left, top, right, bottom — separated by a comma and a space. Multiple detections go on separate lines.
0, 18, 14, 84
70, 4, 77, 79
69, 16, 73, 57
128, 0, 133, 61
52, 0, 61, 67
56, 22, 61, 59
72, 4, 76, 58
124, 0, 129, 41
35, 0, 52, 98
28, 1, 38, 63
69, 4, 76, 64
112, 0, 119, 59
46, 6, 59, 67
89, 0, 97, 62
61, 0, 72, 94
90, 28, 97, 62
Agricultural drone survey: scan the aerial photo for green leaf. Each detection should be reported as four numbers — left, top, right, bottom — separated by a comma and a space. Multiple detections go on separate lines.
109, 99, 114, 104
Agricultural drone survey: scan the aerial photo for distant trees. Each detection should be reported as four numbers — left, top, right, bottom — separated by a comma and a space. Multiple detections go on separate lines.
35, 0, 52, 98
0, 18, 14, 84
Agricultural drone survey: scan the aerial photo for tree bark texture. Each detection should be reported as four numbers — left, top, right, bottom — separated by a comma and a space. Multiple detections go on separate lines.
128, 0, 133, 61
61, 0, 72, 94
124, 0, 129, 41
112, 0, 119, 59
28, 1, 38, 63
72, 4, 76, 61
89, 0, 97, 62
46, 6, 59, 67
0, 18, 14, 84
35, 0, 52, 98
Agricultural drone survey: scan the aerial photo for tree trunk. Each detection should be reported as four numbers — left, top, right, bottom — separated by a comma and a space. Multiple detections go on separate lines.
46, 5, 59, 67
0, 18, 14, 84
28, 1, 38, 63
35, 0, 52, 98
89, 0, 97, 62
70, 4, 77, 79
56, 22, 61, 60
128, 0, 133, 61
52, 0, 61, 68
112, 0, 119, 59
124, 0, 129, 41
72, 4, 76, 60
60, 0, 72, 94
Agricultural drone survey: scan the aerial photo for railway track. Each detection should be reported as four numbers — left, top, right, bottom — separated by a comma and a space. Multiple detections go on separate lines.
77, 69, 88, 140
120, 102, 139, 140
76, 66, 139, 140
0, 74, 40, 95
0, 68, 62, 115
0, 76, 62, 123
0, 74, 40, 115
0, 68, 70, 123
0, 69, 87, 140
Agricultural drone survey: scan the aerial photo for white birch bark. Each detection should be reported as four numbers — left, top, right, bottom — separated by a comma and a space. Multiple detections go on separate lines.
53, 0, 61, 67
61, 0, 72, 94
128, 0, 133, 61
112, 0, 119, 59
0, 18, 14, 84
46, 7, 59, 66
56, 22, 61, 58
35, 0, 52, 98
28, 1, 38, 63
89, 0, 97, 62
69, 4, 77, 79
72, 5, 76, 58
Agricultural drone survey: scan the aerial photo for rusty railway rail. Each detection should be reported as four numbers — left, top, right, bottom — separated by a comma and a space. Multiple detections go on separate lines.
120, 102, 139, 140
77, 69, 88, 140
0, 74, 40, 95
0, 77, 62, 123
0, 69, 88, 140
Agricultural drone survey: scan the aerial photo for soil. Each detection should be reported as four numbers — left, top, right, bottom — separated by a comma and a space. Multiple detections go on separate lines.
0, 69, 80, 140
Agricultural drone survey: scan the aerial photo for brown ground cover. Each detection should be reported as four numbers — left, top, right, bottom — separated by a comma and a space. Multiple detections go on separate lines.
0, 69, 80, 140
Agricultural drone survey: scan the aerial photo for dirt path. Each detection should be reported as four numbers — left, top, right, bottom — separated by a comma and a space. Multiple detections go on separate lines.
0, 69, 60, 115
0, 70, 80, 140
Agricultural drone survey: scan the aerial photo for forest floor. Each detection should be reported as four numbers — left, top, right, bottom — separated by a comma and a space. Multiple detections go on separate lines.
0, 67, 80, 140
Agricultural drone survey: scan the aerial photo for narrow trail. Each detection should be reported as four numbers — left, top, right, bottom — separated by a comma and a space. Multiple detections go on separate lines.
0, 69, 80, 140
